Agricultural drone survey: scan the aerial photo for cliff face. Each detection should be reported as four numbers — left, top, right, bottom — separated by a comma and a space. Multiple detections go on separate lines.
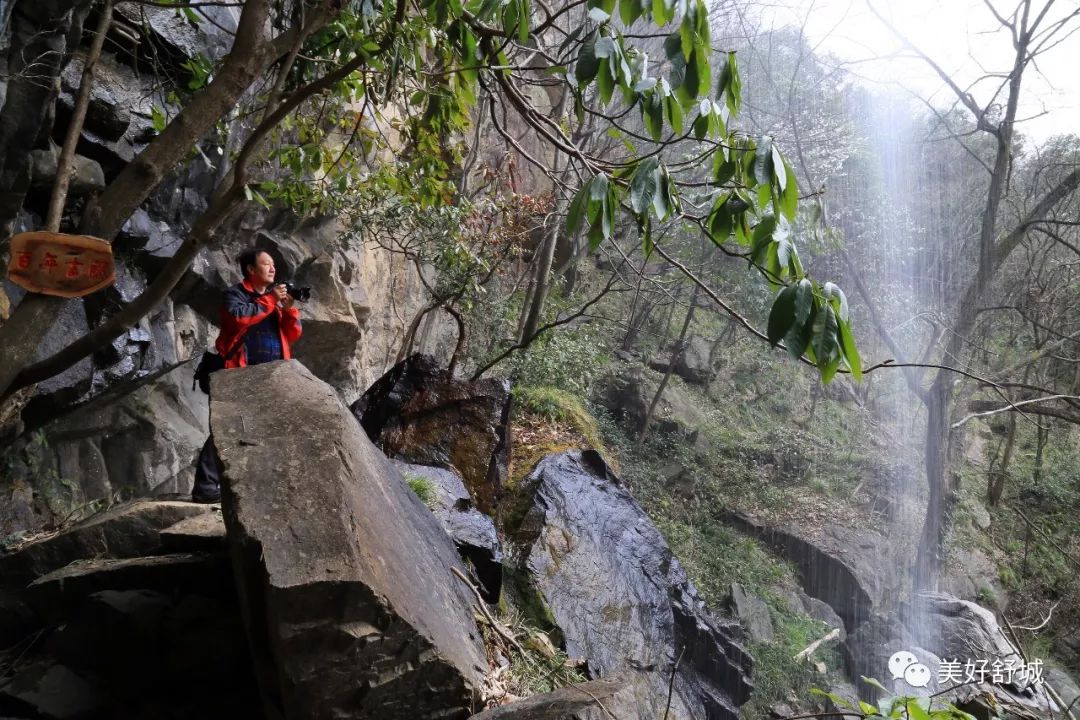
0, 2, 454, 533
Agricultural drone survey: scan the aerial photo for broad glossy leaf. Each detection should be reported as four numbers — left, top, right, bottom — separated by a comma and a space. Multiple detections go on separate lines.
754, 135, 773, 186
629, 158, 659, 214
838, 317, 861, 380
768, 283, 797, 346
575, 34, 600, 85
793, 278, 813, 325
619, 0, 643, 26
566, 183, 590, 236
779, 157, 798, 221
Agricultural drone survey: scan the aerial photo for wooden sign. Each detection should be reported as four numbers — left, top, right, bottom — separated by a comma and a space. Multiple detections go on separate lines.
7, 232, 115, 298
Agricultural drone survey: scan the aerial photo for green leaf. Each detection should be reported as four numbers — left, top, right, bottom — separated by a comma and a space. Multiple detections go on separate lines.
517, 0, 530, 43
652, 165, 672, 220
906, 699, 931, 720
754, 135, 774, 186
642, 216, 654, 256
793, 278, 814, 325
813, 304, 839, 378
679, 12, 694, 60
629, 158, 659, 215
619, 0, 643, 25
768, 283, 797, 346
151, 106, 167, 132
566, 183, 590, 236
643, 90, 664, 141
718, 51, 740, 115
824, 281, 849, 321
779, 157, 799, 221
596, 61, 615, 105
665, 93, 683, 133
838, 317, 862, 381
575, 33, 600, 85
712, 154, 736, 186
651, 0, 671, 25
707, 192, 733, 242
693, 111, 709, 140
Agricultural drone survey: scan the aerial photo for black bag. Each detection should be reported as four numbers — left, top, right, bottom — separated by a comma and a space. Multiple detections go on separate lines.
193, 351, 225, 394
192, 334, 248, 394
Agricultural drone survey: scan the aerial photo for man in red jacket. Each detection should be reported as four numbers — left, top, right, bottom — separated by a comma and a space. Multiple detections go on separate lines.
192, 248, 303, 503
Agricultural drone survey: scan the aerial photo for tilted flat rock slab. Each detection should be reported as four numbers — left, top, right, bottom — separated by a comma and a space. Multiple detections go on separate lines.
28, 553, 230, 621
210, 360, 486, 720
160, 510, 226, 552
519, 450, 752, 720
0, 500, 214, 589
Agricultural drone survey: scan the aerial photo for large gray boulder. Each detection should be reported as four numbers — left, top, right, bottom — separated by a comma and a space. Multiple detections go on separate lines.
596, 365, 704, 442
846, 592, 1061, 717
516, 450, 752, 720
352, 354, 512, 515
648, 335, 715, 385
395, 461, 503, 603
210, 360, 486, 719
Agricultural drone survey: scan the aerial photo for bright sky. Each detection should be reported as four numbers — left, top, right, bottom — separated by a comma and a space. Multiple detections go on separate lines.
754, 0, 1080, 142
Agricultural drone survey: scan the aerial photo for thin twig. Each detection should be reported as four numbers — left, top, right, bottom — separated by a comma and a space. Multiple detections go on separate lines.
662, 646, 685, 720
450, 566, 525, 655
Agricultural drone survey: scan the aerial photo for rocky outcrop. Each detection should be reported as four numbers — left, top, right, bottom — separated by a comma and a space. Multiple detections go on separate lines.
353, 354, 512, 515
648, 335, 715, 385
846, 592, 1061, 717
0, 498, 258, 719
727, 583, 774, 643
517, 450, 752, 720
596, 365, 704, 441
0, 499, 214, 588
211, 360, 486, 719
395, 460, 503, 603
717, 511, 877, 633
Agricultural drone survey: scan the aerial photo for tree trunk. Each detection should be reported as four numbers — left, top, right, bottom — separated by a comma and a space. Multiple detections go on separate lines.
987, 410, 1016, 506
45, 0, 112, 232
520, 217, 559, 344
915, 373, 952, 591
640, 285, 698, 442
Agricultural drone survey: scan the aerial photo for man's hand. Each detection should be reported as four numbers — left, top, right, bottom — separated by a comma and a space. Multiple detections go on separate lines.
272, 284, 294, 310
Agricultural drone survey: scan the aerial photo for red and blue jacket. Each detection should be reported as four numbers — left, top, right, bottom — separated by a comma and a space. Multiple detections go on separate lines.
216, 279, 302, 369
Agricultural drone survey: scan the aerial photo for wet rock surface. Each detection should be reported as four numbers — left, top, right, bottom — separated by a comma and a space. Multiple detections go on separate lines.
395, 461, 503, 603
467, 677, 628, 720
353, 354, 512, 515
717, 511, 876, 633
727, 583, 775, 643
517, 450, 752, 720
212, 360, 485, 719
846, 592, 1061, 718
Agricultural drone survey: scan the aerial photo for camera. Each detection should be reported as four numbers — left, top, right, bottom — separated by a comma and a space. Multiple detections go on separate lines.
277, 281, 312, 302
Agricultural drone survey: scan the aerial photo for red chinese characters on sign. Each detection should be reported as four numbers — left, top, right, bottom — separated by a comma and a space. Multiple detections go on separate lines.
6, 232, 115, 298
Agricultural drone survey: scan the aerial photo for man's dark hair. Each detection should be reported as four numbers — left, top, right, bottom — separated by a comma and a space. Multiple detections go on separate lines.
237, 248, 268, 277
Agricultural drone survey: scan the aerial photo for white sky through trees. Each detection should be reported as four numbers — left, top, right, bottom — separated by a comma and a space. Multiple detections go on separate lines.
754, 0, 1079, 141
